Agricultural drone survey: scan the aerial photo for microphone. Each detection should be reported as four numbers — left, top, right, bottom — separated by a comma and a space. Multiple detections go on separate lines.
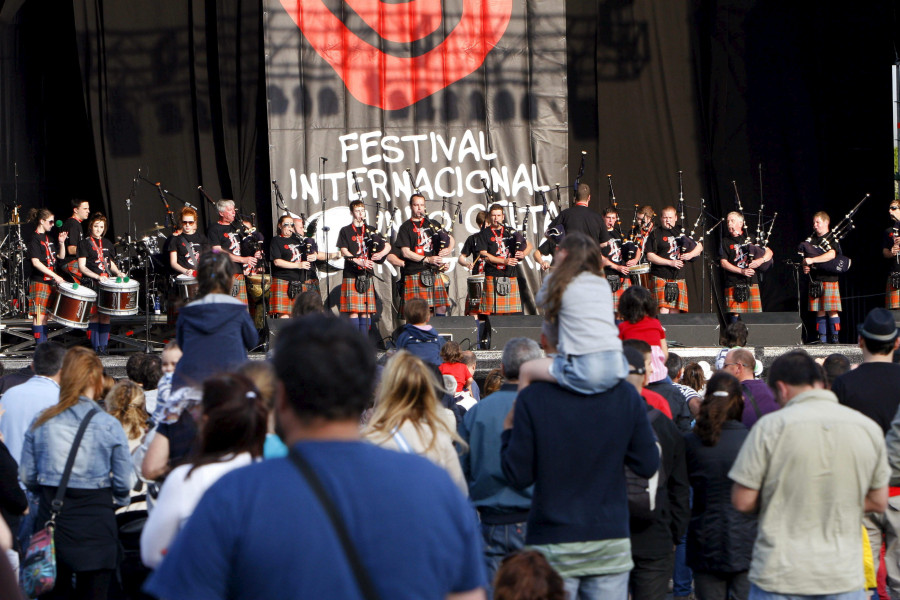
321, 157, 328, 163
184, 202, 196, 209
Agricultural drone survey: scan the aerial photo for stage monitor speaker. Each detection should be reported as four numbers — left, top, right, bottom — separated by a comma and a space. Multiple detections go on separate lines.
737, 312, 803, 347
267, 317, 292, 346
658, 314, 721, 347
485, 315, 543, 350
391, 317, 481, 351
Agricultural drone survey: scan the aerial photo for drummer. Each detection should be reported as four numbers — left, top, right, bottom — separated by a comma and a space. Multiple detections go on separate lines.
78, 213, 125, 355
169, 207, 208, 278
269, 214, 320, 318
26, 208, 67, 344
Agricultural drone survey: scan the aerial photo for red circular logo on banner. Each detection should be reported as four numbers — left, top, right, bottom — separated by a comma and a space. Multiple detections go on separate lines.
279, 0, 512, 110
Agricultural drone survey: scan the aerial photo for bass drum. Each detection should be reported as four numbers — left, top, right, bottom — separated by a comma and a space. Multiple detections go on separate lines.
629, 263, 651, 289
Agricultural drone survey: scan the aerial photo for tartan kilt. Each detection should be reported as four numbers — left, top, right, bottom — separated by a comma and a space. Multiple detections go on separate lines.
269, 278, 320, 316
231, 273, 248, 305
64, 260, 82, 283
340, 275, 376, 314
401, 272, 450, 310
479, 276, 521, 315
29, 281, 53, 317
611, 275, 631, 314
808, 280, 841, 312
887, 278, 900, 309
651, 276, 689, 312
725, 284, 762, 313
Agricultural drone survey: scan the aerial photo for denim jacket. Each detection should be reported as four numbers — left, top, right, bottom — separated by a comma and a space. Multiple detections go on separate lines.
20, 397, 135, 506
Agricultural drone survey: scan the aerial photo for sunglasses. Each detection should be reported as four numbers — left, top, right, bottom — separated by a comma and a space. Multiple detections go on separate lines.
182, 220, 196, 224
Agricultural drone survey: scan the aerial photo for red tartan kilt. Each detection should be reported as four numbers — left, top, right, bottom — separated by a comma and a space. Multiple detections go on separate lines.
29, 281, 53, 317
725, 284, 762, 313
807, 280, 841, 312
65, 260, 83, 283
479, 276, 522, 315
270, 278, 320, 316
340, 276, 376, 314
231, 273, 248, 305
651, 276, 689, 311
611, 276, 631, 313
401, 273, 450, 309
887, 279, 900, 309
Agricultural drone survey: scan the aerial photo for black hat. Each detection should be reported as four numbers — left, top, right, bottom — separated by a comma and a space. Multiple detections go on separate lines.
859, 308, 899, 343
624, 346, 646, 375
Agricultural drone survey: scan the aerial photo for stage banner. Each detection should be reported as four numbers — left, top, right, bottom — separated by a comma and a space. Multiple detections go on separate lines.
264, 0, 567, 335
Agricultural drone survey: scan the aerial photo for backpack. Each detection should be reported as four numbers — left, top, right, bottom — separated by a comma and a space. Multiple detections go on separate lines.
625, 409, 664, 522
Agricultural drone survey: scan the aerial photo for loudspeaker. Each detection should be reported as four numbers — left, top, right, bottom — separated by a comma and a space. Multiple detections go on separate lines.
484, 315, 543, 350
267, 317, 292, 346
658, 313, 721, 347
738, 312, 804, 346
432, 316, 481, 351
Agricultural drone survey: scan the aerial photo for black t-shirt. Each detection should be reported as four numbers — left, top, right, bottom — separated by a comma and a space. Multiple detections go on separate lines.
550, 204, 611, 245
28, 232, 58, 282
395, 218, 442, 276
884, 227, 900, 274
171, 232, 209, 271
833, 362, 900, 434
718, 234, 757, 286
478, 225, 517, 278
208, 222, 243, 257
337, 223, 376, 276
601, 229, 631, 280
76, 236, 115, 277
461, 231, 485, 274
63, 217, 84, 262
803, 233, 841, 283
270, 235, 318, 282
646, 226, 682, 280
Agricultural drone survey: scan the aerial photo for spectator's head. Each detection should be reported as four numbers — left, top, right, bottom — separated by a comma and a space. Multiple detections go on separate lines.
403, 298, 430, 325
291, 291, 325, 318
624, 345, 649, 391
461, 351, 476, 372
666, 352, 684, 382
493, 550, 566, 600
722, 348, 755, 383
197, 250, 235, 297
723, 320, 749, 347
440, 340, 463, 364
273, 316, 376, 428
32, 341, 66, 378
682, 362, 707, 393
99, 372, 116, 402
858, 307, 900, 358
140, 355, 162, 391
695, 372, 744, 446
34, 347, 104, 429
483, 368, 504, 396
161, 341, 182, 375
623, 339, 653, 386
190, 373, 268, 474
238, 360, 280, 437
105, 380, 148, 441
768, 350, 824, 405
501, 337, 543, 381
822, 353, 851, 389
125, 352, 146, 384
618, 285, 657, 324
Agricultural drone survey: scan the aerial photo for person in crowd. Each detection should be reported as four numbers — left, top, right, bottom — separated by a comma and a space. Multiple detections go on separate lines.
77, 212, 124, 354
721, 348, 780, 429
363, 351, 468, 494
269, 213, 320, 318
625, 340, 691, 432
684, 372, 755, 600
459, 338, 542, 588
141, 373, 266, 569
20, 347, 134, 600
714, 321, 763, 378
290, 289, 325, 317
547, 183, 610, 247
501, 341, 659, 598
645, 206, 703, 313
236, 361, 287, 459
160, 341, 182, 375
623, 345, 673, 419
0, 431, 27, 581
682, 362, 707, 398
492, 550, 567, 600
395, 193, 454, 316
337, 199, 391, 334
482, 368, 503, 398
208, 198, 260, 304
143, 316, 486, 600
666, 352, 702, 416
884, 201, 900, 309
618, 285, 668, 383
62, 198, 90, 283
461, 351, 481, 401
26, 207, 67, 344
478, 203, 532, 316
821, 353, 851, 389
395, 297, 445, 367
440, 340, 474, 394
516, 232, 626, 395
105, 380, 149, 453
730, 349, 888, 598
801, 212, 843, 343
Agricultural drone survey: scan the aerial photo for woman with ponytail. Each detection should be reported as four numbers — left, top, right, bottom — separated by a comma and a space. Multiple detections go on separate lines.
683, 372, 756, 600
26, 208, 67, 344
105, 380, 149, 452
141, 373, 267, 569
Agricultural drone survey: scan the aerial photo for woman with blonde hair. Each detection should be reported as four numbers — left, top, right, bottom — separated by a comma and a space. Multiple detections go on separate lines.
105, 380, 149, 452
20, 347, 134, 599
363, 351, 468, 494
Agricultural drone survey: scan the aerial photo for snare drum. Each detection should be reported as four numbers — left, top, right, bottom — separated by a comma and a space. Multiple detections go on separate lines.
247, 274, 272, 301
176, 274, 199, 302
98, 278, 140, 316
465, 274, 485, 315
629, 263, 651, 288
48, 282, 97, 329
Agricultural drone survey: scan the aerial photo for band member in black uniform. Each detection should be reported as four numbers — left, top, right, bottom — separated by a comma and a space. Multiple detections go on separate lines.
169, 207, 208, 277
77, 213, 124, 354
883, 201, 900, 309
338, 200, 391, 334
395, 194, 454, 316
645, 205, 703, 313
458, 210, 488, 315
801, 212, 842, 343
548, 183, 610, 247
600, 206, 640, 314
62, 199, 90, 283
26, 208, 67, 344
478, 203, 532, 315
208, 199, 259, 305
719, 212, 772, 320
270, 214, 320, 318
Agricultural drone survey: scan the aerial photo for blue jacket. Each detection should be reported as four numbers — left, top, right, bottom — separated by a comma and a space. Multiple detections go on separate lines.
20, 397, 135, 506
174, 294, 257, 390
395, 324, 445, 367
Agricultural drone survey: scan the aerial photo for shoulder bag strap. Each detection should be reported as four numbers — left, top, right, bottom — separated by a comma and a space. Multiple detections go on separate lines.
51, 408, 100, 517
744, 385, 762, 420
287, 446, 381, 600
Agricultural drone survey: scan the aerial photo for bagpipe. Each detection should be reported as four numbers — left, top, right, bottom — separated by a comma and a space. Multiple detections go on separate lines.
797, 193, 869, 275
675, 171, 700, 257
607, 175, 638, 262
503, 201, 529, 255
731, 179, 772, 272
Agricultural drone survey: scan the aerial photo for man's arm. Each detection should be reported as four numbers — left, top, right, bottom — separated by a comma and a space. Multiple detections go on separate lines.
731, 482, 759, 514
865, 486, 888, 513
